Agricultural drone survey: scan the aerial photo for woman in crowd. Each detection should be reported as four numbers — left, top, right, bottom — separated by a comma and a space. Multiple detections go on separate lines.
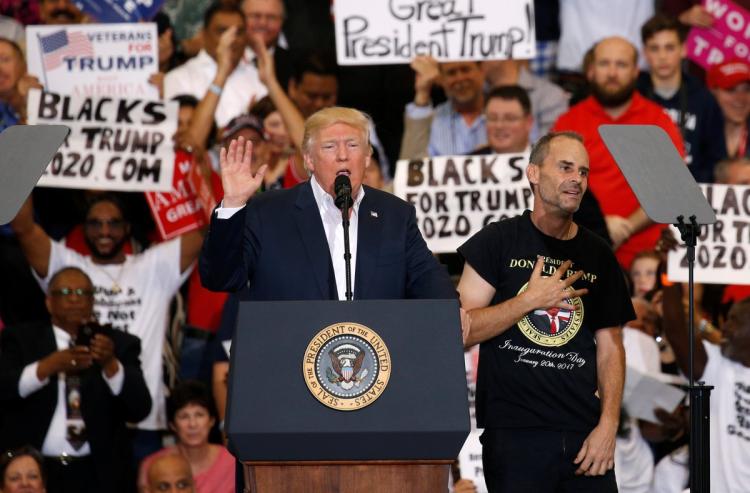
0, 446, 46, 493
630, 250, 661, 298
138, 381, 234, 493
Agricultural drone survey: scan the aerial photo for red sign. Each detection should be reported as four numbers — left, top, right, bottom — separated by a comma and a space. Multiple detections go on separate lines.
145, 150, 216, 240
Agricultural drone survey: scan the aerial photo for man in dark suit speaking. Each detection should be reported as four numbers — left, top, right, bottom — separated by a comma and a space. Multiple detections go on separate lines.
200, 106, 462, 309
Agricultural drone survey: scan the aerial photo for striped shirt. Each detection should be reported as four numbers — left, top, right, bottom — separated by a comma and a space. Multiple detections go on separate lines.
406, 101, 487, 157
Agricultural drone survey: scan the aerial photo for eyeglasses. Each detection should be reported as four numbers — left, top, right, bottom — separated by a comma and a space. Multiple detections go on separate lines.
50, 287, 94, 298
246, 12, 283, 23
84, 218, 125, 231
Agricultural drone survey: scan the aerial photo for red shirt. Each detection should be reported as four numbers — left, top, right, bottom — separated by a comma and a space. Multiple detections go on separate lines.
553, 93, 685, 268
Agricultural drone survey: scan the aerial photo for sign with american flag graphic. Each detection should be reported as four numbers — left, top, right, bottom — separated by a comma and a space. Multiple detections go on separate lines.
26, 23, 159, 100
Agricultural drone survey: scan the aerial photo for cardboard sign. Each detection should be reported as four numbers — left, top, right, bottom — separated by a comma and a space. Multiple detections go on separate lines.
685, 0, 750, 68
334, 0, 536, 65
28, 89, 177, 192
146, 150, 216, 240
26, 23, 159, 100
668, 184, 750, 285
77, 0, 165, 23
393, 152, 531, 253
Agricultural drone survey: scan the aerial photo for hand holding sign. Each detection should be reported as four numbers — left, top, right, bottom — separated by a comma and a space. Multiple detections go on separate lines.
679, 4, 714, 28
220, 136, 267, 208
524, 258, 588, 312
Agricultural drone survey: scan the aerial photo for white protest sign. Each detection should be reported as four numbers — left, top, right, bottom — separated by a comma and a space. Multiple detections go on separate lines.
334, 0, 536, 65
393, 152, 531, 253
668, 183, 750, 285
26, 23, 159, 100
457, 431, 488, 492
28, 89, 177, 192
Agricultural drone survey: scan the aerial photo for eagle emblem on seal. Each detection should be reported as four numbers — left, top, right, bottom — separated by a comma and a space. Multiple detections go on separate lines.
326, 343, 369, 390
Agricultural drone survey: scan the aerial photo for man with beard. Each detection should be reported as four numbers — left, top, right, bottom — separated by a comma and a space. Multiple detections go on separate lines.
38, 0, 85, 25
553, 36, 684, 268
10, 193, 204, 461
457, 132, 633, 492
400, 57, 486, 159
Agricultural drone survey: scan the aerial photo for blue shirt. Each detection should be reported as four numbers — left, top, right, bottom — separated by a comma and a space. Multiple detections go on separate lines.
406, 100, 487, 157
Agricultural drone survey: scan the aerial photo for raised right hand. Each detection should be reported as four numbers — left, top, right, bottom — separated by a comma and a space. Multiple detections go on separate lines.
523, 257, 588, 311
411, 55, 439, 105
220, 136, 268, 208
216, 25, 240, 77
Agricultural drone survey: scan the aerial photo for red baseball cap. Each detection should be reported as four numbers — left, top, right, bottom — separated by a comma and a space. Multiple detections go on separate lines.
707, 59, 750, 90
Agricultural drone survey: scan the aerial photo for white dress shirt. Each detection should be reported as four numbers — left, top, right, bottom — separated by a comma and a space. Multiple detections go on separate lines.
164, 48, 268, 128
216, 176, 365, 299
18, 325, 123, 456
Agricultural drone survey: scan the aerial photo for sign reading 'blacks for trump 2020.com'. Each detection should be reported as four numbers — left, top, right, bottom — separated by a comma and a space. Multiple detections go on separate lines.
394, 152, 531, 253
334, 0, 536, 65
668, 184, 750, 285
28, 89, 177, 192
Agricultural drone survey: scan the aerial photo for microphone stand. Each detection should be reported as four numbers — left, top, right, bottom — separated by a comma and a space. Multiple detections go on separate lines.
339, 196, 353, 301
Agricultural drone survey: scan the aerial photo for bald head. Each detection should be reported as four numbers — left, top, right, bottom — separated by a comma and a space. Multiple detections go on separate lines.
588, 36, 640, 109
147, 454, 195, 493
593, 37, 638, 66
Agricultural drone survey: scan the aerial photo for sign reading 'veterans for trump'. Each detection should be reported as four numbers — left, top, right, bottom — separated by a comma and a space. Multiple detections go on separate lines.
26, 23, 159, 100
668, 184, 750, 285
333, 0, 536, 65
393, 152, 531, 253
685, 0, 750, 68
28, 89, 177, 192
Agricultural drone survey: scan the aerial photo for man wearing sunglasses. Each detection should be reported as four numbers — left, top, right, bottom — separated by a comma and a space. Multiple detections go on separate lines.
9, 193, 204, 460
0, 266, 151, 493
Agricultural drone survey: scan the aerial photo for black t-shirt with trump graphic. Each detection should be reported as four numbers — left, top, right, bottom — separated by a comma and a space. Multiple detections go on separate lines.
458, 210, 634, 432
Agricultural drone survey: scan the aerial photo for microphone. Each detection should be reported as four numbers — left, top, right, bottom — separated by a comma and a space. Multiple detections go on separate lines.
334, 175, 353, 211
333, 174, 353, 301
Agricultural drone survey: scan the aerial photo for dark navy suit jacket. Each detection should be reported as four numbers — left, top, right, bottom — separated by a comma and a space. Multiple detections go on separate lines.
199, 181, 456, 301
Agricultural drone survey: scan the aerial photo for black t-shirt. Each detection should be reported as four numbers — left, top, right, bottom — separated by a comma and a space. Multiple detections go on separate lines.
458, 210, 635, 432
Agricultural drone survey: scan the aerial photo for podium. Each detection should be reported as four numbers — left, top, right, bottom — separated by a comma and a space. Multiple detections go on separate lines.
226, 299, 470, 493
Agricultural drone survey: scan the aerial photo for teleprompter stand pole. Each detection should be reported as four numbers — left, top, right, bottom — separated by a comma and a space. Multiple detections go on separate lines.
675, 215, 713, 493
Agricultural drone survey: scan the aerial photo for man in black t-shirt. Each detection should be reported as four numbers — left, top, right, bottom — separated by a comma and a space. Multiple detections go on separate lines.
457, 132, 634, 492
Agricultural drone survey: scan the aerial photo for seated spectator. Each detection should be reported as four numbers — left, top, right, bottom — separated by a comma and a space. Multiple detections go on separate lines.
145, 454, 195, 493
707, 60, 750, 160
165, 3, 266, 128
472, 85, 534, 155
630, 250, 661, 298
400, 57, 486, 159
0, 267, 151, 493
0, 37, 41, 128
138, 381, 234, 493
638, 14, 726, 183
37, 0, 84, 25
483, 59, 569, 139
0, 446, 46, 493
241, 0, 292, 89
249, 96, 293, 187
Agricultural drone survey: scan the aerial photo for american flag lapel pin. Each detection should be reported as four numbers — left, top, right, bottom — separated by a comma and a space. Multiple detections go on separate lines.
370, 211, 378, 218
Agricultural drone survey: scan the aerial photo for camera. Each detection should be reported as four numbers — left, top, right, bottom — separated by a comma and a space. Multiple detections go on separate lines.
75, 320, 114, 347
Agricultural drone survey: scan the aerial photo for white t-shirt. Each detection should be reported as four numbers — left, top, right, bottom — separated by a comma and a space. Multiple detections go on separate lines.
616, 327, 659, 493
164, 49, 268, 128
36, 239, 190, 430
703, 341, 750, 493
557, 0, 653, 72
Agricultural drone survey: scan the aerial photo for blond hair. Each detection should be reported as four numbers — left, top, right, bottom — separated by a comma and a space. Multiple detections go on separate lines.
302, 106, 372, 154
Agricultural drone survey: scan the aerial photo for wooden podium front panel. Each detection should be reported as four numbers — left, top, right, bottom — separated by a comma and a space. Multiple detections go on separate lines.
244, 462, 450, 493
